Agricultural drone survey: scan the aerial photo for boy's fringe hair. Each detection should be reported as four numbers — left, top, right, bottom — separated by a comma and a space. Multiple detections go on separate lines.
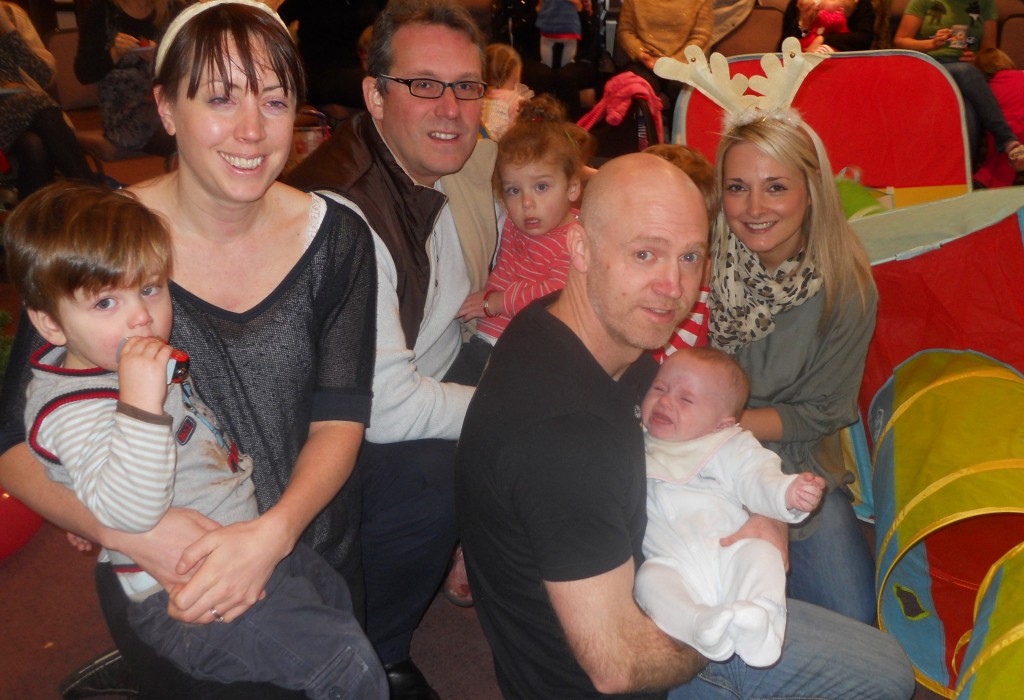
3, 182, 173, 320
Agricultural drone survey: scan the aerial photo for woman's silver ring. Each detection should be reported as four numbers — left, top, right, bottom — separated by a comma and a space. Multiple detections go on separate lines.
210, 607, 225, 623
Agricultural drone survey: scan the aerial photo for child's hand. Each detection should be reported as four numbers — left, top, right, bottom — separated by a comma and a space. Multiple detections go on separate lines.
117, 336, 173, 414
785, 472, 826, 512
65, 531, 94, 552
458, 291, 487, 321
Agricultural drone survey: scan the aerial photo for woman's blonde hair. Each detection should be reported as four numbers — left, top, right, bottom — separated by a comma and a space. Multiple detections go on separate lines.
712, 116, 874, 321
974, 47, 1016, 80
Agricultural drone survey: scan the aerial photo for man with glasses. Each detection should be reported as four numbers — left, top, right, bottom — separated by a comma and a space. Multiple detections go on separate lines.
285, 1, 496, 698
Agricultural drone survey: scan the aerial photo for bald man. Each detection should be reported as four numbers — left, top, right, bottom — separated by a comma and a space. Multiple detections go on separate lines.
454, 154, 915, 700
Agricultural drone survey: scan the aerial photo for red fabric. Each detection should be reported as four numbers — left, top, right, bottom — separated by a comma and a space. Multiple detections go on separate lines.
477, 214, 574, 340
799, 9, 850, 51
973, 70, 1024, 189
680, 53, 969, 192
578, 71, 664, 144
651, 285, 710, 363
0, 150, 9, 174
858, 215, 1024, 439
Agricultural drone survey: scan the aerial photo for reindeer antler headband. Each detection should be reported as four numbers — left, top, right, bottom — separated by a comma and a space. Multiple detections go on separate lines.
653, 37, 827, 129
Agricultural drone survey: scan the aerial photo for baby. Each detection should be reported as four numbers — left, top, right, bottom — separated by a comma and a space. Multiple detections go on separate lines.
800, 0, 855, 53
634, 347, 826, 667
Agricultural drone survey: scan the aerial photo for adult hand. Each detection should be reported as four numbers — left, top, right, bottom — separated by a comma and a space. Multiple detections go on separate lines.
167, 516, 291, 624
458, 290, 487, 321
109, 32, 140, 64
720, 512, 789, 570
930, 28, 952, 51
639, 48, 660, 71
105, 507, 221, 589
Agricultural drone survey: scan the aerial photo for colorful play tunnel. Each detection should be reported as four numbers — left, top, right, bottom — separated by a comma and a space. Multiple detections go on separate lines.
870, 349, 1024, 697
954, 542, 1024, 698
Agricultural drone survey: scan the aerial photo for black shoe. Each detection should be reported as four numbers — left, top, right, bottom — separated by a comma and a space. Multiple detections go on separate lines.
59, 649, 139, 699
383, 659, 440, 700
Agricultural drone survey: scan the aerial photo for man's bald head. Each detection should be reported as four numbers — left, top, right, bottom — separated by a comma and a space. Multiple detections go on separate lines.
555, 152, 711, 374
579, 153, 708, 245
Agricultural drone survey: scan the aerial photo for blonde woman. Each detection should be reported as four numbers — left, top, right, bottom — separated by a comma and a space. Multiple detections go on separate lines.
74, 0, 181, 155
708, 115, 878, 624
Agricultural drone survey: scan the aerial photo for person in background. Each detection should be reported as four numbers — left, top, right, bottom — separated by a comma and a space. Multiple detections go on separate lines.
74, 0, 180, 157
781, 0, 875, 52
894, 0, 1024, 171
972, 47, 1024, 188
0, 1, 96, 198
615, 0, 713, 102
535, 0, 584, 69
481, 42, 533, 140
643, 143, 717, 221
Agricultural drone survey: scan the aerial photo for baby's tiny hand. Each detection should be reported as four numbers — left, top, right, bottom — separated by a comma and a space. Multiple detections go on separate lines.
786, 472, 826, 512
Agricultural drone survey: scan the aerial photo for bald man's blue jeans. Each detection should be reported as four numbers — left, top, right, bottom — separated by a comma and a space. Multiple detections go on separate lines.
669, 599, 915, 699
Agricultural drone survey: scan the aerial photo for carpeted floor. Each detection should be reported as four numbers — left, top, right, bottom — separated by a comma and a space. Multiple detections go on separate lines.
0, 523, 501, 699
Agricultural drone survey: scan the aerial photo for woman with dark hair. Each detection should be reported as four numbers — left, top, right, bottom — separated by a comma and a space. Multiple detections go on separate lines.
1, 2, 377, 696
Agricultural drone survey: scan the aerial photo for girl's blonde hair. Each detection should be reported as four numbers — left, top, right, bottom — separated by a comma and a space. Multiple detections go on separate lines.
712, 117, 874, 321
974, 47, 1016, 80
494, 95, 592, 192
485, 43, 522, 88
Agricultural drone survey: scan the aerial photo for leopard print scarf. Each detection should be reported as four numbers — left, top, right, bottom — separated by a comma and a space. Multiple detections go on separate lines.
708, 232, 822, 352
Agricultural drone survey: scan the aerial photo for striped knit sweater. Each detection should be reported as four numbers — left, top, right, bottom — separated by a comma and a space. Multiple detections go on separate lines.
476, 213, 575, 342
25, 344, 257, 600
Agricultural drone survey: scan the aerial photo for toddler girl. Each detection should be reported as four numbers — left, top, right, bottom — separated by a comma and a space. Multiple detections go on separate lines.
459, 95, 591, 350
481, 43, 534, 140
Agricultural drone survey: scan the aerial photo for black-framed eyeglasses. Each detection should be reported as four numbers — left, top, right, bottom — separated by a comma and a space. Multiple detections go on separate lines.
378, 75, 487, 101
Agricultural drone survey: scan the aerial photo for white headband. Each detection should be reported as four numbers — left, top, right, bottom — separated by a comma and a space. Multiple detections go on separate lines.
154, 0, 289, 76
